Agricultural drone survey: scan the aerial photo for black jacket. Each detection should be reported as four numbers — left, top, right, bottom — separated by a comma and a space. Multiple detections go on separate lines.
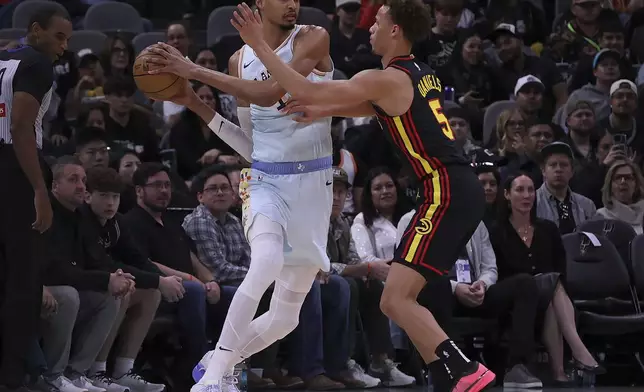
42, 196, 112, 291
79, 204, 163, 289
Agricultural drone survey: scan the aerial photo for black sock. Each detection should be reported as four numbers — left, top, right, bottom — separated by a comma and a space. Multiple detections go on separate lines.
428, 360, 452, 392
435, 339, 475, 378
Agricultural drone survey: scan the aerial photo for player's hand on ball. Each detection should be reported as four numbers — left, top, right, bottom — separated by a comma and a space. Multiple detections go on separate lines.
231, 3, 265, 49
145, 42, 195, 79
280, 99, 321, 123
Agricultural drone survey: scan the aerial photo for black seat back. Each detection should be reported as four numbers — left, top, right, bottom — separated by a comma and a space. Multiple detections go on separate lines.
630, 235, 644, 294
577, 219, 637, 272
562, 232, 632, 300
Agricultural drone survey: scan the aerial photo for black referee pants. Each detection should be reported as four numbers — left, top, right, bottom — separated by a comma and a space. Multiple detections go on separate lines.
0, 145, 48, 387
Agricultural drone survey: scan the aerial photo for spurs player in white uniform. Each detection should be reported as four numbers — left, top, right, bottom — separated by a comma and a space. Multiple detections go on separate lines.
145, 2, 334, 391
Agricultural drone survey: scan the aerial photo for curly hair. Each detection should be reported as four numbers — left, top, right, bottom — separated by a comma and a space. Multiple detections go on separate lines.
385, 0, 433, 43
86, 167, 125, 194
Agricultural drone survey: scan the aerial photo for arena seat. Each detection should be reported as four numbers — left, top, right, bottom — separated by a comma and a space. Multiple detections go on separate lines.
0, 28, 26, 41
298, 6, 331, 32
629, 234, 644, 308
132, 32, 166, 55
212, 33, 244, 72
12, 0, 68, 29
68, 30, 108, 56
83, 2, 144, 34
562, 232, 644, 336
207, 6, 238, 47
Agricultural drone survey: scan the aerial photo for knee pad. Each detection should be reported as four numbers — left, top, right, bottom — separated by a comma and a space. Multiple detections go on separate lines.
261, 283, 307, 341
238, 232, 285, 301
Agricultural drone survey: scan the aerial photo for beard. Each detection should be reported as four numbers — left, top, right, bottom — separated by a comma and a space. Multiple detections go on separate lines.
143, 198, 169, 213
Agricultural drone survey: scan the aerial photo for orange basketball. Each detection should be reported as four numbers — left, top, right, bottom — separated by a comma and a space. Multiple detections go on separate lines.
133, 49, 185, 101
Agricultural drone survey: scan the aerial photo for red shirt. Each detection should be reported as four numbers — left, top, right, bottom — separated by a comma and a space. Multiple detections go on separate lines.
358, 0, 381, 30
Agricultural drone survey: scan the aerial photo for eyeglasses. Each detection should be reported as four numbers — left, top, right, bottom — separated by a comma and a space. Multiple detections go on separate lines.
144, 181, 172, 190
203, 185, 232, 194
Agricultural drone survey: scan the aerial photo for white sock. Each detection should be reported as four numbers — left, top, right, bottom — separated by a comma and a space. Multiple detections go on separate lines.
202, 344, 243, 383
113, 357, 135, 379
89, 361, 107, 377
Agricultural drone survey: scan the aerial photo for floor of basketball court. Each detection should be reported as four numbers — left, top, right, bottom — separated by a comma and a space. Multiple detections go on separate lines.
268, 388, 644, 392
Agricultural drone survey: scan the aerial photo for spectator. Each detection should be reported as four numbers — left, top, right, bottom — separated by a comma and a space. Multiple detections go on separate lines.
113, 150, 141, 186
600, 79, 643, 156
40, 156, 133, 392
565, 48, 622, 123
514, 75, 545, 124
327, 168, 414, 387
563, 100, 599, 164
474, 163, 502, 228
122, 163, 222, 376
332, 134, 366, 215
74, 127, 109, 170
568, 21, 634, 92
415, 0, 464, 82
444, 28, 501, 113
99, 35, 135, 79
596, 160, 644, 233
485, 0, 548, 45
63, 53, 105, 121
330, 0, 380, 78
78, 103, 106, 130
166, 21, 192, 58
536, 142, 597, 234
489, 23, 568, 114
103, 76, 160, 162
81, 167, 166, 391
494, 108, 526, 164
351, 167, 410, 263
501, 121, 557, 188
446, 107, 489, 162
168, 83, 236, 180
491, 173, 604, 384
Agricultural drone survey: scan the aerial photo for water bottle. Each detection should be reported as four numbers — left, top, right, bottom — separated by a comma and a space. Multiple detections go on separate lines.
444, 86, 455, 102
234, 360, 248, 391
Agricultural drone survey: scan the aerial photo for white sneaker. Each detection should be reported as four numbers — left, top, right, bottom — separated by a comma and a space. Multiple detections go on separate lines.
347, 359, 381, 388
37, 376, 88, 392
223, 371, 240, 392
72, 376, 106, 392
90, 372, 131, 392
190, 381, 222, 392
369, 358, 416, 387
113, 371, 165, 392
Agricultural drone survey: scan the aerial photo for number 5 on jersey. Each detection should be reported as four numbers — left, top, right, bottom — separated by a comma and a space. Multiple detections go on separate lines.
428, 98, 454, 140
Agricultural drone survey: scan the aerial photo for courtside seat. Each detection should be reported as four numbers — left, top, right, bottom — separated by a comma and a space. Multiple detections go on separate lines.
448, 317, 498, 340
562, 232, 644, 336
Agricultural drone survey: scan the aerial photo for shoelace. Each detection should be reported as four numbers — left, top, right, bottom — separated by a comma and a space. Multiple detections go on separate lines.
94, 372, 114, 385
124, 371, 148, 383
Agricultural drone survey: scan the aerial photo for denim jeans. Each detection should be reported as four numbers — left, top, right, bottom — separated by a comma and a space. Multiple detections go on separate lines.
288, 275, 351, 379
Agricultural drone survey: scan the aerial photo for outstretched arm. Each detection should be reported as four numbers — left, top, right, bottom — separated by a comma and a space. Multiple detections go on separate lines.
147, 27, 328, 107
282, 99, 376, 122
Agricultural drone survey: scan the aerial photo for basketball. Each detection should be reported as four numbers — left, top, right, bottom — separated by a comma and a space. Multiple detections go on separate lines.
132, 49, 185, 101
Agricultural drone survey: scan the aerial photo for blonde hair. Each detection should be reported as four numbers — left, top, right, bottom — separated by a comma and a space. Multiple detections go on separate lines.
495, 108, 526, 154
601, 160, 644, 207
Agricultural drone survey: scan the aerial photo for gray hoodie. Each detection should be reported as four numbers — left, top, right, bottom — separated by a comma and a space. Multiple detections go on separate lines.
562, 84, 611, 127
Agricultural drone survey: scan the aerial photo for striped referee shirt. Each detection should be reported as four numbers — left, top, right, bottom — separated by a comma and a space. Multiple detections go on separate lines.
0, 45, 54, 149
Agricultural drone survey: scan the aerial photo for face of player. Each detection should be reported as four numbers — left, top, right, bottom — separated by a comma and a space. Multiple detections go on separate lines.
195, 50, 217, 71
167, 24, 190, 56
87, 191, 120, 221
35, 15, 72, 61
118, 153, 141, 185
137, 171, 172, 212
504, 175, 535, 215
369, 6, 396, 56
78, 141, 109, 169
332, 182, 348, 218
199, 174, 235, 213
258, 0, 299, 31
370, 173, 397, 211
53, 164, 87, 209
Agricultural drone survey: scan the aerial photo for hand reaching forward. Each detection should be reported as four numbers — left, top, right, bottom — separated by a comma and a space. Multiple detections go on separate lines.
231, 3, 266, 50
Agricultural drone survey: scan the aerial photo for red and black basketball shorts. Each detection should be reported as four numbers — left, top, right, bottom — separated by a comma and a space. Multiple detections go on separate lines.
393, 164, 485, 281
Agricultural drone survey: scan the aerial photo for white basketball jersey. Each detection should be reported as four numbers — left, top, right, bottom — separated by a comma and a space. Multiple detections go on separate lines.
239, 25, 333, 163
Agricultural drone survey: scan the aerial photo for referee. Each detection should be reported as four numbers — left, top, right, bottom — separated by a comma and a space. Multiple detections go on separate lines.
0, 8, 71, 392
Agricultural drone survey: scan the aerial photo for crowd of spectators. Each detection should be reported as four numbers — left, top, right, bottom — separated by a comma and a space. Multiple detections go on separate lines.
2, 0, 644, 391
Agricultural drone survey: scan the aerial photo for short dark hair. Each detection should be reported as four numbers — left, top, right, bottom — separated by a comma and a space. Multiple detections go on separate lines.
132, 162, 169, 187
27, 7, 70, 32
385, 0, 432, 43
104, 75, 136, 97
191, 166, 231, 194
52, 155, 83, 181
86, 167, 125, 193
74, 127, 108, 151
600, 21, 625, 38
